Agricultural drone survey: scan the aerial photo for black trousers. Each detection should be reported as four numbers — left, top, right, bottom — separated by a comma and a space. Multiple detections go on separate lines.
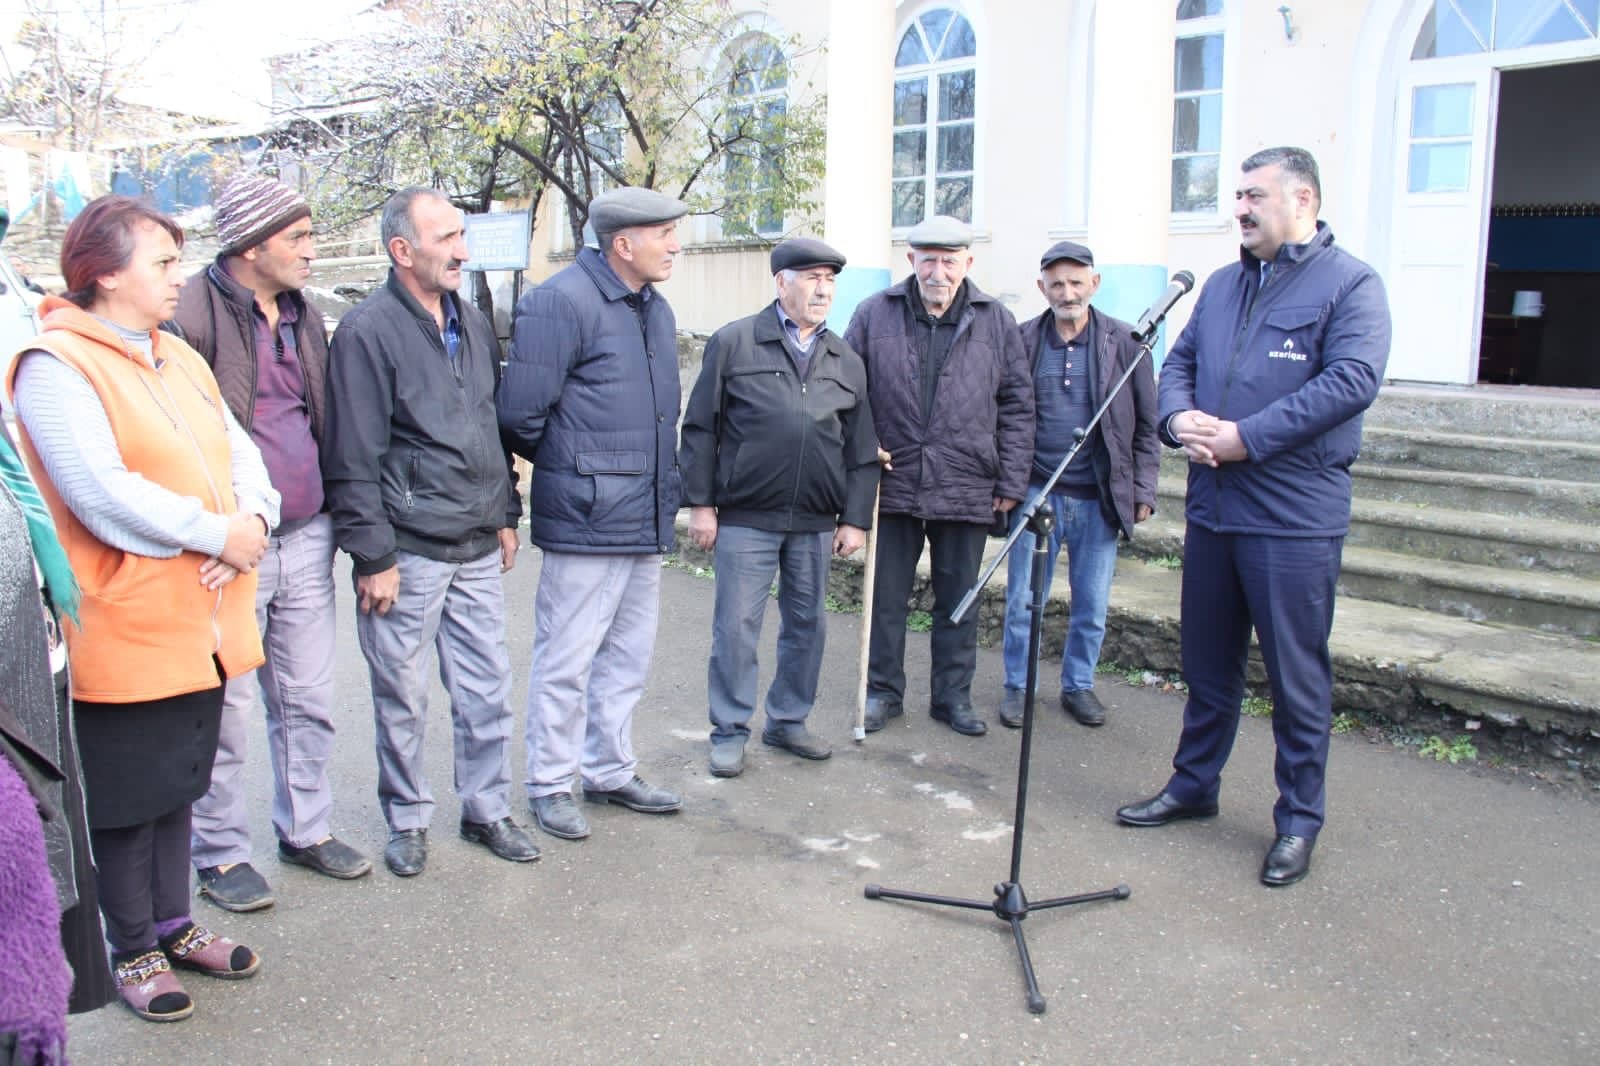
90, 805, 193, 956
867, 513, 989, 711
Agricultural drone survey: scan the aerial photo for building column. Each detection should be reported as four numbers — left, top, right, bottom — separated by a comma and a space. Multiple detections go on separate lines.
823, 0, 895, 332
1087, 1, 1179, 354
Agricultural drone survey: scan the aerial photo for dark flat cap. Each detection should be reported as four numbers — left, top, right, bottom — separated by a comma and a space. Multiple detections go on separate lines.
1040, 240, 1095, 269
771, 238, 846, 275
905, 214, 973, 250
589, 187, 689, 237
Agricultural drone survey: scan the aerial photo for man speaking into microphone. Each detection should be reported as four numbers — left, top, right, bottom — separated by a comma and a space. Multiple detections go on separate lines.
1116, 146, 1391, 888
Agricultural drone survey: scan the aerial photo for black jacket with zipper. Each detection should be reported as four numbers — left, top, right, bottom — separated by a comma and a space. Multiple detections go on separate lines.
322, 271, 518, 574
679, 305, 879, 533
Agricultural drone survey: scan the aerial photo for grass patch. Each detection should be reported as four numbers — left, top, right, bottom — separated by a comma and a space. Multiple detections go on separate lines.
824, 593, 860, 614
906, 610, 934, 633
1418, 734, 1479, 765
1240, 696, 1273, 718
1147, 555, 1183, 571
1331, 711, 1361, 735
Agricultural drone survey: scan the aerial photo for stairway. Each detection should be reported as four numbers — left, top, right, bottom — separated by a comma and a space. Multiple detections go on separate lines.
1114, 384, 1600, 771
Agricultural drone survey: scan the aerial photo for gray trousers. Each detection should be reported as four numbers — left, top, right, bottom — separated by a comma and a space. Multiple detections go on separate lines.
708, 525, 830, 743
192, 514, 339, 868
355, 548, 514, 830
524, 551, 659, 798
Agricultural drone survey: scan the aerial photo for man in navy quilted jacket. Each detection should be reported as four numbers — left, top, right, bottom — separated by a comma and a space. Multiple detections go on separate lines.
1116, 147, 1391, 888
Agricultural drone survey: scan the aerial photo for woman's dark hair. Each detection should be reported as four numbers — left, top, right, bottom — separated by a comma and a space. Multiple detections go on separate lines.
59, 196, 185, 309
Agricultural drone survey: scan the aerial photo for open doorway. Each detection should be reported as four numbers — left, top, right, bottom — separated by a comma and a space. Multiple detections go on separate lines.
1482, 59, 1600, 388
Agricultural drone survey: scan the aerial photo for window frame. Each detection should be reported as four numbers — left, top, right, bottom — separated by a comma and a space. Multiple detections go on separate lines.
1170, 0, 1235, 229
721, 32, 791, 239
891, 4, 981, 234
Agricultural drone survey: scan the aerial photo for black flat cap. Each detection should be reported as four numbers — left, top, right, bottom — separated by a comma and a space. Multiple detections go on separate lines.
588, 187, 689, 237
905, 214, 973, 249
1040, 240, 1095, 269
771, 238, 846, 275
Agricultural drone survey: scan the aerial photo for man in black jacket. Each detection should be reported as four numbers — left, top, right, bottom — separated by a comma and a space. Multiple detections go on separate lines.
679, 239, 879, 778
998, 241, 1159, 730
323, 187, 538, 877
173, 172, 371, 913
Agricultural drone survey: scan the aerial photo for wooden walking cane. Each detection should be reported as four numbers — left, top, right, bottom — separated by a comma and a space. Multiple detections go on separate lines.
854, 449, 893, 741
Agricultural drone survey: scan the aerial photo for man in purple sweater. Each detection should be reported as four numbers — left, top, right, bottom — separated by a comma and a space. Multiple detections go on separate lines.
170, 173, 371, 912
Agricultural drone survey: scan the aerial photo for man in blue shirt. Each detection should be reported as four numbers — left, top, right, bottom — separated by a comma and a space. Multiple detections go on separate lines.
998, 241, 1158, 730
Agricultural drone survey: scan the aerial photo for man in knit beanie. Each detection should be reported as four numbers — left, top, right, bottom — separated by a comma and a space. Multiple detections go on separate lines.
170, 171, 373, 912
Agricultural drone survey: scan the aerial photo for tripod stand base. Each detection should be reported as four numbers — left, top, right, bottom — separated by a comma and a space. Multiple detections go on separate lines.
864, 879, 1131, 1013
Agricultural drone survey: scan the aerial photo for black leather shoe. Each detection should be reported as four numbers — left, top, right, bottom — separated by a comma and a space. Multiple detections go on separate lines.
1115, 790, 1219, 827
1060, 688, 1107, 727
584, 775, 682, 813
383, 828, 427, 877
762, 724, 832, 760
461, 816, 540, 862
530, 793, 590, 840
1260, 834, 1314, 887
998, 688, 1025, 729
930, 704, 987, 736
862, 697, 903, 734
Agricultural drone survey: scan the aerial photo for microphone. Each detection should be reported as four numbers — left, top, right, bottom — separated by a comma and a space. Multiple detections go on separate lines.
1132, 270, 1196, 343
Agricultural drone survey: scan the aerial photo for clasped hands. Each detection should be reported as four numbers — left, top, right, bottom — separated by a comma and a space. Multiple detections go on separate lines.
201, 512, 271, 591
1172, 410, 1247, 468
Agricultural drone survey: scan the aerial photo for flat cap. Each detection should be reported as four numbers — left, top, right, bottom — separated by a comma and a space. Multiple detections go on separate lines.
905, 214, 973, 250
770, 238, 846, 275
588, 187, 689, 238
1040, 240, 1095, 269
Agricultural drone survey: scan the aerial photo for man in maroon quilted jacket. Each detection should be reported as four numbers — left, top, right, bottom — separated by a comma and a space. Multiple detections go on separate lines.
844, 216, 1034, 737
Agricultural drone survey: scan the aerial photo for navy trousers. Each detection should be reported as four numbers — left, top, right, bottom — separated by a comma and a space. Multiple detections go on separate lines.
1166, 525, 1344, 839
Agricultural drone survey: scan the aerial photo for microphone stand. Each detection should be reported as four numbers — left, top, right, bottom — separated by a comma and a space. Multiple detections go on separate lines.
864, 295, 1184, 1015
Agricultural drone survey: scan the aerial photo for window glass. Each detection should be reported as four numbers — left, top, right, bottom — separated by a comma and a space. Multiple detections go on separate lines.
1411, 82, 1474, 137
892, 9, 977, 226
1177, 0, 1223, 19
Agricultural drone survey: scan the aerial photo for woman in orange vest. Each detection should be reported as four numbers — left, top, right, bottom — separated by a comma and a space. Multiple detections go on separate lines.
7, 196, 280, 1023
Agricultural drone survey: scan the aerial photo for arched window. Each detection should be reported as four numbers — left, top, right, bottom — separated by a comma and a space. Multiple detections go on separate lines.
723, 34, 788, 237
892, 8, 977, 227
1413, 0, 1598, 58
1172, 0, 1225, 214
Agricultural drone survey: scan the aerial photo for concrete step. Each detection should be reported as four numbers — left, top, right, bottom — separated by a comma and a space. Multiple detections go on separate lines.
1359, 426, 1600, 483
1151, 475, 1600, 579
1366, 384, 1600, 440
669, 516, 1600, 755
1350, 464, 1600, 524
1133, 503, 1600, 636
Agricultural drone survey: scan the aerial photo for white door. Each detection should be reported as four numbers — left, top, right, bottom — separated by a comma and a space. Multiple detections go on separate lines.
1386, 61, 1497, 384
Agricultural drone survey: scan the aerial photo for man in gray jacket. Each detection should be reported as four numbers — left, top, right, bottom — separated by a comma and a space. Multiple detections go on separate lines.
498, 187, 687, 841
173, 172, 371, 913
679, 238, 879, 778
323, 187, 539, 877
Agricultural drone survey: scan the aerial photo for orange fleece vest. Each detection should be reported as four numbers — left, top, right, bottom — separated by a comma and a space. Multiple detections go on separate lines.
7, 298, 264, 703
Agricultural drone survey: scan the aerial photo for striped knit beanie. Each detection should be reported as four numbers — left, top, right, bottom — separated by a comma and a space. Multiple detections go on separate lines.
214, 172, 311, 255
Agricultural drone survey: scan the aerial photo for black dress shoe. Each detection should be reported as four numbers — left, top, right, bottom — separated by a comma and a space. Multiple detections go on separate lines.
1060, 688, 1106, 727
384, 829, 427, 877
762, 724, 832, 760
460, 816, 541, 862
1115, 790, 1219, 827
1260, 834, 1314, 887
278, 836, 373, 880
930, 704, 987, 736
584, 775, 682, 813
862, 697, 903, 734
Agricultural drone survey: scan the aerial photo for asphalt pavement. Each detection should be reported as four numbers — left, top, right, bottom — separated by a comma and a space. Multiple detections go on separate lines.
67, 549, 1598, 1064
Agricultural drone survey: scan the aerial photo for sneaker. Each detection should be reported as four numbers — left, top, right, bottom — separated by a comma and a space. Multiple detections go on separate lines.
158, 922, 260, 980
530, 792, 591, 840
195, 862, 274, 913
114, 950, 193, 1023
278, 836, 373, 880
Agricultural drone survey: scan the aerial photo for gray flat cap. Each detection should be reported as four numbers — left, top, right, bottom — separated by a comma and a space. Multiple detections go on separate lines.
588, 187, 689, 237
771, 238, 846, 275
906, 214, 973, 250
1040, 240, 1095, 269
